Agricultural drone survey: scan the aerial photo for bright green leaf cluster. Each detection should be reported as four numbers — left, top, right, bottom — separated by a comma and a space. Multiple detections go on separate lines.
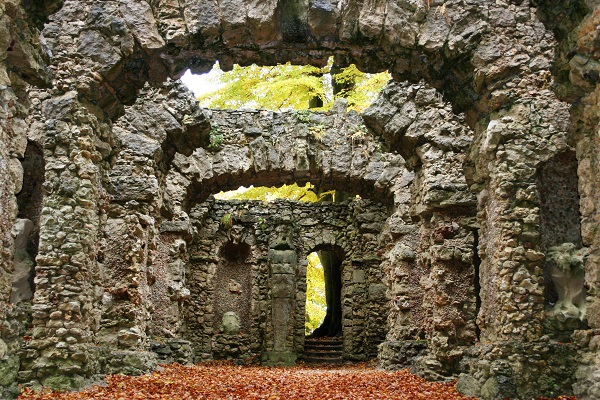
305, 252, 326, 335
196, 58, 390, 113
333, 64, 392, 113
197, 63, 326, 111
214, 183, 336, 203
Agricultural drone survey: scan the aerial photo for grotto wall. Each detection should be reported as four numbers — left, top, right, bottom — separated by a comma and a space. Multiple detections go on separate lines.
0, 1, 55, 397
562, 3, 600, 399
98, 79, 416, 370
1, 0, 600, 399
14, 71, 480, 391
181, 198, 389, 363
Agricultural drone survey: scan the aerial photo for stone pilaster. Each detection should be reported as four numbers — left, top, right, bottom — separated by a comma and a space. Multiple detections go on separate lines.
21, 92, 107, 390
460, 93, 574, 399
263, 248, 297, 366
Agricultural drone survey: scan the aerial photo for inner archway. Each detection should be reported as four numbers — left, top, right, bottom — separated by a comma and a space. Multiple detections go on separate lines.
308, 250, 343, 338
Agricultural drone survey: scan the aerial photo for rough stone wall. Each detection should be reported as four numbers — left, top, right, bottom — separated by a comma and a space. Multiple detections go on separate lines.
85, 80, 417, 373
18, 92, 112, 390
39, 0, 489, 119
182, 198, 389, 363
1, 0, 600, 399
364, 82, 478, 380
566, 3, 600, 398
169, 105, 405, 203
0, 1, 54, 397
155, 81, 481, 374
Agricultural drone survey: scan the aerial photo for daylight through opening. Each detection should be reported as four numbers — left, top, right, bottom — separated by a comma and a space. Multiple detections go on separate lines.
305, 252, 326, 335
308, 250, 343, 338
180, 57, 390, 113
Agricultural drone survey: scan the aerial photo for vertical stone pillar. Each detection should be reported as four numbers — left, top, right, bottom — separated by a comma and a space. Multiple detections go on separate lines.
459, 99, 578, 398
97, 119, 167, 373
571, 71, 600, 400
477, 166, 546, 343
96, 209, 158, 375
0, 73, 37, 400
263, 249, 297, 365
417, 213, 477, 379
577, 87, 600, 330
20, 92, 106, 389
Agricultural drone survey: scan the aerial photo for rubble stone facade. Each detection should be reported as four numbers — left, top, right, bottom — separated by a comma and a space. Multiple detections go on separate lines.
1, 0, 600, 399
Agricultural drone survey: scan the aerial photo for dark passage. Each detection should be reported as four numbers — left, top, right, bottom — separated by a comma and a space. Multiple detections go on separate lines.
311, 250, 342, 337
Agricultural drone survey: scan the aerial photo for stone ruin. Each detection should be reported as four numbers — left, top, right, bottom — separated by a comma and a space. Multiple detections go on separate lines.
1, 0, 600, 398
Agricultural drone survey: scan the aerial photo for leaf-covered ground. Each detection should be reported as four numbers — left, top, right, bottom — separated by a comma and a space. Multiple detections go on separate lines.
18, 363, 576, 400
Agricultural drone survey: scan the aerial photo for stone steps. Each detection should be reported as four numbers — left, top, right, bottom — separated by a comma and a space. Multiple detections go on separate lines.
304, 337, 344, 364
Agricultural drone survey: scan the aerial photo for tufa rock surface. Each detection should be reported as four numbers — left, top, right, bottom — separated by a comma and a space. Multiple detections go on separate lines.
1, 0, 600, 399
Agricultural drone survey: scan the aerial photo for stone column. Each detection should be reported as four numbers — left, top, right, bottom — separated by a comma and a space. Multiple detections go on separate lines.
476, 163, 546, 343
20, 92, 107, 390
0, 77, 33, 398
459, 99, 578, 399
570, 29, 600, 397
416, 213, 477, 380
97, 119, 165, 374
263, 248, 297, 365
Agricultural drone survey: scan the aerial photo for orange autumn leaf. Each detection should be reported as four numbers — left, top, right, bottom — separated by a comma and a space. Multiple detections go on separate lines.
18, 363, 576, 400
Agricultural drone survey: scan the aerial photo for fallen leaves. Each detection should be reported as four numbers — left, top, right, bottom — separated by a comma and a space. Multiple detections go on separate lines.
18, 363, 576, 400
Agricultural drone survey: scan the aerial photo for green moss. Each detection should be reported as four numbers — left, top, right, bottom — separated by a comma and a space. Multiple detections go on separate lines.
0, 357, 18, 387
41, 374, 86, 391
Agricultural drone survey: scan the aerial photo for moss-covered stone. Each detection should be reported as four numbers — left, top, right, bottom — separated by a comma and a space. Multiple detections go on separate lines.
41, 374, 86, 392
0, 357, 19, 387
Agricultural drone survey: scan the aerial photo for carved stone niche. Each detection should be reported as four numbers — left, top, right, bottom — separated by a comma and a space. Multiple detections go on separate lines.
544, 243, 588, 339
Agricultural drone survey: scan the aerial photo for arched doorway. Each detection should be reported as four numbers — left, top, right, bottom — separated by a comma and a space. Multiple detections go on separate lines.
307, 249, 343, 338
304, 246, 345, 364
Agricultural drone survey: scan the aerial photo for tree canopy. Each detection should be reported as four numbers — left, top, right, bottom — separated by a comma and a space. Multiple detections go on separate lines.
214, 183, 335, 203
196, 58, 390, 113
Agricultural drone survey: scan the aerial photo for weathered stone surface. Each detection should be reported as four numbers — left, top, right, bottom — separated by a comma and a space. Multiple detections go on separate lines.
1, 0, 600, 398
458, 340, 579, 399
221, 312, 241, 335
182, 198, 390, 363
10, 219, 35, 304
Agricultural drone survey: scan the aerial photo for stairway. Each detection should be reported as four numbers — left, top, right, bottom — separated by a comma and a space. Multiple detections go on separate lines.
304, 337, 344, 364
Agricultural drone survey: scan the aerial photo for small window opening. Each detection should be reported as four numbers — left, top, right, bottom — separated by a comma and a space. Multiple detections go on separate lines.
220, 241, 251, 262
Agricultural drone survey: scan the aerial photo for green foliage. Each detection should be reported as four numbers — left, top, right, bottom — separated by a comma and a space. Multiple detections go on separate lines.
305, 252, 326, 335
308, 124, 327, 142
196, 58, 390, 113
349, 124, 368, 144
295, 110, 312, 123
257, 217, 267, 230
198, 63, 326, 111
333, 64, 391, 113
216, 183, 328, 203
208, 127, 224, 150
221, 213, 233, 229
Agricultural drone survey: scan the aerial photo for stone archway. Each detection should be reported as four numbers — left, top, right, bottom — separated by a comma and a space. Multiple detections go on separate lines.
3, 1, 596, 398
308, 247, 343, 339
